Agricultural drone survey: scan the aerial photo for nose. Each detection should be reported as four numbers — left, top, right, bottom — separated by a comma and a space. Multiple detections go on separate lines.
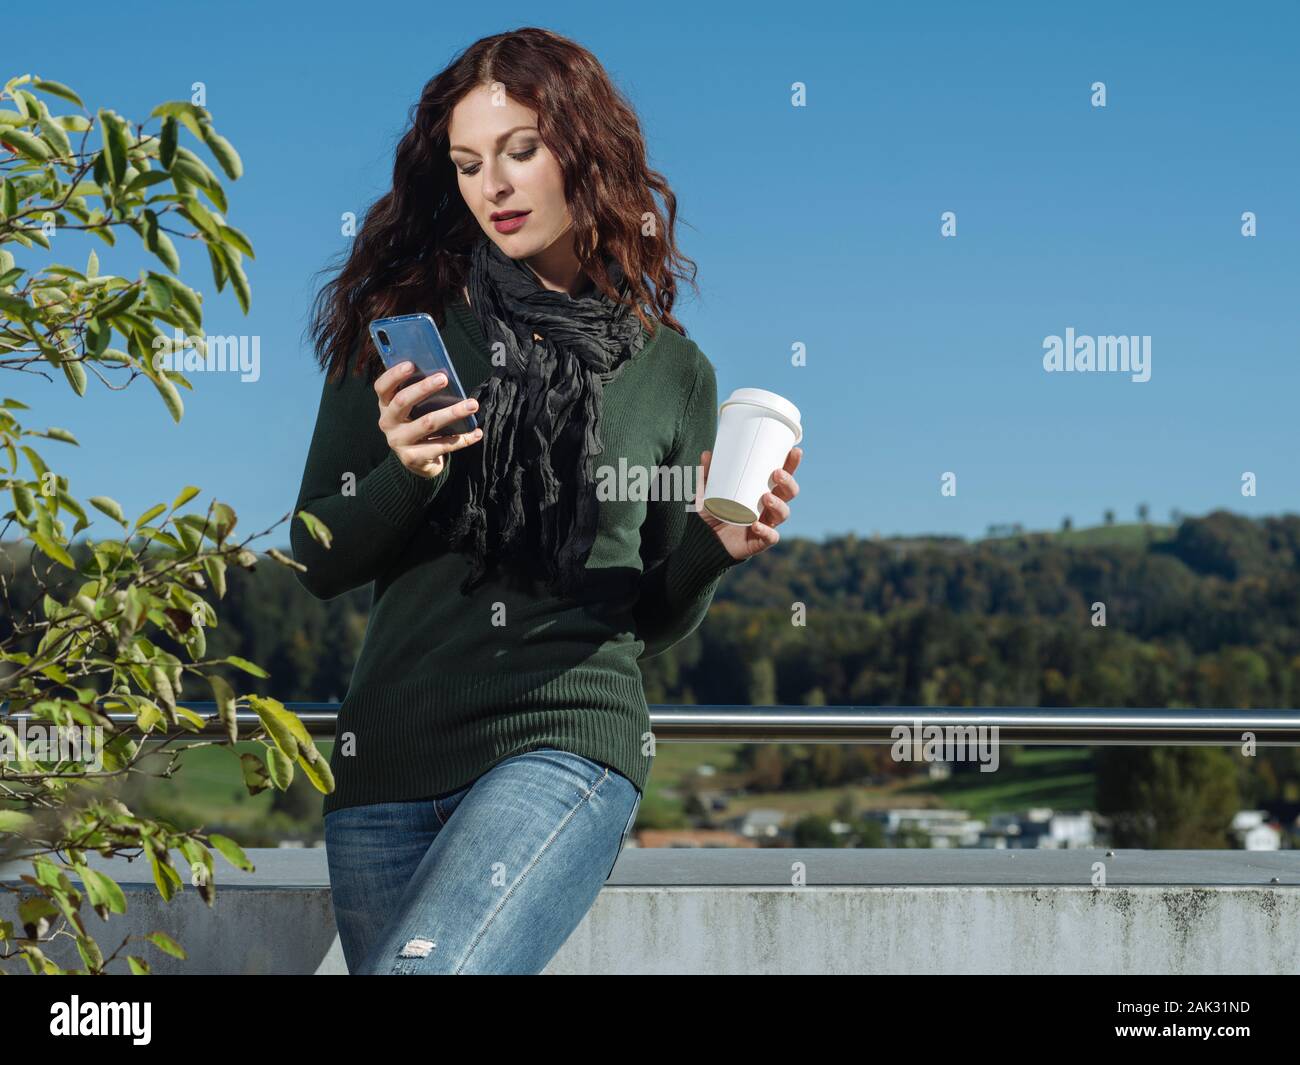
479, 161, 510, 201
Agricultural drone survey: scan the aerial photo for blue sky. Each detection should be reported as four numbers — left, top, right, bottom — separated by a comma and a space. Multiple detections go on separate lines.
6, 0, 1298, 547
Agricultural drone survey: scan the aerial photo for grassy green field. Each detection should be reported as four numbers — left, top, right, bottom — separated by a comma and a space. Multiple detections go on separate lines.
981, 522, 1175, 550
112, 739, 1098, 844
646, 744, 1095, 822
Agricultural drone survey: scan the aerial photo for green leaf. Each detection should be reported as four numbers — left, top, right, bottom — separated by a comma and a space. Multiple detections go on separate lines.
248, 694, 302, 759
32, 531, 76, 569
217, 223, 254, 259
172, 146, 220, 189
180, 196, 219, 237
149, 101, 210, 139
125, 170, 171, 194
0, 810, 36, 832
266, 745, 294, 789
220, 245, 250, 313
13, 88, 38, 119
1, 127, 52, 160
162, 275, 202, 324
151, 371, 183, 422
61, 357, 87, 395
21, 444, 49, 478
171, 485, 200, 509
296, 741, 335, 793
197, 179, 228, 214
158, 115, 178, 169
144, 273, 172, 309
224, 655, 269, 679
208, 833, 254, 872
198, 123, 243, 180
97, 281, 141, 318
134, 502, 166, 528
296, 509, 333, 549
56, 488, 88, 530
35, 101, 71, 158
89, 495, 126, 524
209, 673, 237, 742
0, 292, 34, 319
78, 867, 128, 915
32, 79, 85, 108
76, 934, 106, 973
212, 501, 236, 539
239, 751, 270, 795
97, 109, 129, 185
41, 426, 79, 444
140, 209, 180, 273
207, 242, 227, 292
203, 554, 227, 598
145, 930, 186, 959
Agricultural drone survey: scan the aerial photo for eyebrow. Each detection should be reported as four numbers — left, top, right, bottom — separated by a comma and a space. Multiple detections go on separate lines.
448, 125, 539, 155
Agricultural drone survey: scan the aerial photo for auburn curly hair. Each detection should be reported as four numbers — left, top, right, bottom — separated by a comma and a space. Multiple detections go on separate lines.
307, 26, 699, 381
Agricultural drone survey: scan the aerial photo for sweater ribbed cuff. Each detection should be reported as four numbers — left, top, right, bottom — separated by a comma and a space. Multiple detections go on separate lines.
663, 509, 745, 597
358, 450, 453, 528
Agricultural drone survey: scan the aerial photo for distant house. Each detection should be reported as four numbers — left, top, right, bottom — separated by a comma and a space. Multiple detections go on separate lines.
729, 809, 787, 840
980, 809, 1097, 849
1232, 810, 1282, 851
866, 808, 983, 847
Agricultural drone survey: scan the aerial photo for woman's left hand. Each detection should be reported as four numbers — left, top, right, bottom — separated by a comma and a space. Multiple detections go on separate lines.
694, 446, 802, 561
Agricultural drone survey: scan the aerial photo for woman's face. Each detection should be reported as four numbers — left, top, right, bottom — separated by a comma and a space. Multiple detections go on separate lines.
448, 85, 573, 264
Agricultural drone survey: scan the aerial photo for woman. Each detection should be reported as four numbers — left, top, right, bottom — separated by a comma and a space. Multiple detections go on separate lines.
293, 27, 802, 975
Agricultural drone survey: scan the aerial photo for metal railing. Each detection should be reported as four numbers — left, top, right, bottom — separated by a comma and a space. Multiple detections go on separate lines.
6, 702, 1299, 745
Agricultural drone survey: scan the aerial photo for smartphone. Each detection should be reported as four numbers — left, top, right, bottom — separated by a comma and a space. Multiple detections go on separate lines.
368, 313, 479, 435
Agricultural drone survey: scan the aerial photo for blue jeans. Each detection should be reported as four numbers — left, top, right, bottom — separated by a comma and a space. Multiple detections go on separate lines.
323, 746, 642, 974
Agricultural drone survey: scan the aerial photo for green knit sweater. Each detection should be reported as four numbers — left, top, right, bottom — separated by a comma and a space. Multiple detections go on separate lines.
291, 295, 746, 815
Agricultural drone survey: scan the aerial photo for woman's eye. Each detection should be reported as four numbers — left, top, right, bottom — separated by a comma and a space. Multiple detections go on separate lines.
457, 147, 538, 176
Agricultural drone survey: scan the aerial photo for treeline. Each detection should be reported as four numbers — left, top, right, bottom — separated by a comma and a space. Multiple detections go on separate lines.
639, 510, 1300, 712
2, 509, 1296, 711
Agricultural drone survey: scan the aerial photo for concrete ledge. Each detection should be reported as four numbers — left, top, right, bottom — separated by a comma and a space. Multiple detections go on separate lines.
3, 849, 1298, 974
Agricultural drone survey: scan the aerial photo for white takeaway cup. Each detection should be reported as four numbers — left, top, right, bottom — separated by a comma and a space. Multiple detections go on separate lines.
702, 388, 803, 526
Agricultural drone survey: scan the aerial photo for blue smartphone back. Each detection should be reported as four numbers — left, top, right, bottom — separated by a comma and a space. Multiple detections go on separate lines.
368, 313, 479, 434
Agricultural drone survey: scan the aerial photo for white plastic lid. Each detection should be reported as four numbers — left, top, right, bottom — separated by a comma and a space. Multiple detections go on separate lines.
719, 387, 803, 444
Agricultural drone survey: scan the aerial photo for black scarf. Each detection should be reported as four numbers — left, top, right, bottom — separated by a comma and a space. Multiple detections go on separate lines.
429, 233, 647, 598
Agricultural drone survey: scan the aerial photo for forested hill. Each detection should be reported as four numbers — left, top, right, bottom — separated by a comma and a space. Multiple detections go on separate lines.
686, 510, 1299, 712
2, 510, 1297, 712
719, 510, 1300, 647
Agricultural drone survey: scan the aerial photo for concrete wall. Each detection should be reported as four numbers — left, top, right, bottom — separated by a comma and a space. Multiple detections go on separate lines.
2, 849, 1297, 974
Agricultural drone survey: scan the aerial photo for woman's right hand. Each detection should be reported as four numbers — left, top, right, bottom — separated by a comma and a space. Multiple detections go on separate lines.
374, 362, 483, 479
